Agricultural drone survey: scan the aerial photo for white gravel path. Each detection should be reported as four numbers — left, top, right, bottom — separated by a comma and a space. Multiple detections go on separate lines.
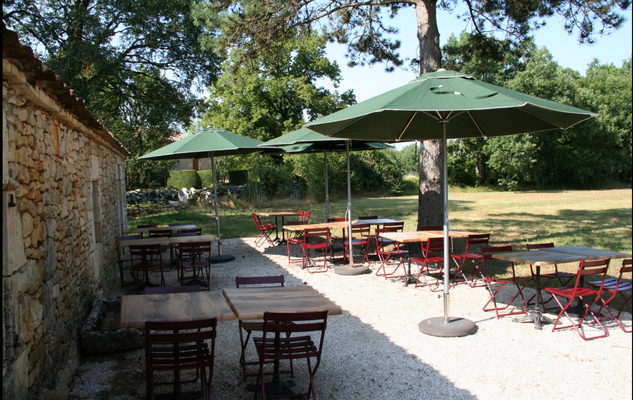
69, 237, 632, 400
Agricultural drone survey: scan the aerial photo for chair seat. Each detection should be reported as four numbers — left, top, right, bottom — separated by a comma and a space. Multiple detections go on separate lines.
588, 278, 632, 292
254, 335, 318, 360
546, 286, 598, 298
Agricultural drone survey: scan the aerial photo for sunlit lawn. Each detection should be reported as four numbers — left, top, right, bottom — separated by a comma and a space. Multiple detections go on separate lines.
130, 188, 632, 306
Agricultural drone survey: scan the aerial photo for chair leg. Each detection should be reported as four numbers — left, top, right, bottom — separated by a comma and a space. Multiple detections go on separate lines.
550, 294, 608, 340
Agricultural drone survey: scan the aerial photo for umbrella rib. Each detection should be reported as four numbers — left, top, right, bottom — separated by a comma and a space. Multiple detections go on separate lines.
396, 112, 418, 141
466, 111, 487, 138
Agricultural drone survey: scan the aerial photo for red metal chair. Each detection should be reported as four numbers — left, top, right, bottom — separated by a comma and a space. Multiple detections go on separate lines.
525, 242, 576, 310
177, 241, 212, 290
130, 243, 167, 294
252, 213, 276, 248
481, 245, 531, 319
301, 210, 311, 223
545, 259, 610, 340
411, 236, 448, 291
587, 258, 632, 333
145, 318, 217, 400
115, 233, 142, 287
300, 227, 331, 273
253, 311, 329, 400
451, 233, 490, 287
343, 223, 371, 266
374, 227, 409, 279
234, 276, 293, 382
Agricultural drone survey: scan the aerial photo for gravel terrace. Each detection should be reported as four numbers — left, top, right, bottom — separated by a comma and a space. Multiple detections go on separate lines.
68, 237, 632, 400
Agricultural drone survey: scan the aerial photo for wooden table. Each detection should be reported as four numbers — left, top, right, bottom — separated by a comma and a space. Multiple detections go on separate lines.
120, 290, 236, 328
222, 285, 342, 395
124, 224, 198, 236
260, 212, 300, 244
491, 249, 609, 330
379, 230, 478, 286
540, 246, 631, 260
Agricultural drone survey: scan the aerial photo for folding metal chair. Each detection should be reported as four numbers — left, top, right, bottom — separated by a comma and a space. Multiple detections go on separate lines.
115, 233, 142, 286
545, 259, 610, 340
588, 258, 632, 333
411, 236, 448, 291
481, 245, 531, 319
374, 227, 409, 279
253, 311, 328, 400
525, 242, 576, 310
177, 241, 212, 290
252, 213, 276, 248
343, 223, 371, 266
130, 243, 167, 294
145, 318, 217, 400
300, 227, 331, 273
451, 233, 490, 287
234, 276, 293, 382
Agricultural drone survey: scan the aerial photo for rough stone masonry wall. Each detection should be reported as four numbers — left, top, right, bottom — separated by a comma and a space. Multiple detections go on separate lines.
2, 63, 127, 398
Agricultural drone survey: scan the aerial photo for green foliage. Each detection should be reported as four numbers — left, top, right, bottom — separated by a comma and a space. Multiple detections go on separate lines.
167, 170, 202, 190
198, 170, 215, 188
228, 170, 249, 185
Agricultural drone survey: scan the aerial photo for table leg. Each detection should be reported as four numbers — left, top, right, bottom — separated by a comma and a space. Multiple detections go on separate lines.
514, 266, 554, 330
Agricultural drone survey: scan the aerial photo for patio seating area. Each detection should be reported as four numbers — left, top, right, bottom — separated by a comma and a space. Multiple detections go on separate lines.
68, 236, 632, 400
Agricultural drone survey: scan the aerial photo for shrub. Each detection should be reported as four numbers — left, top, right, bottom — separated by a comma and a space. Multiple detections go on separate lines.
198, 170, 215, 188
228, 170, 248, 185
167, 170, 201, 190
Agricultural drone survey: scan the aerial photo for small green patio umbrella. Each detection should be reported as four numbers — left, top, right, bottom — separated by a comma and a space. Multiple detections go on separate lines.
139, 126, 274, 263
305, 69, 597, 336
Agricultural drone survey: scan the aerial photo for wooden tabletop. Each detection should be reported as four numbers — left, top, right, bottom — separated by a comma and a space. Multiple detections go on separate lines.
222, 286, 343, 320
125, 224, 198, 235
117, 234, 217, 248
169, 234, 218, 244
120, 290, 236, 327
260, 212, 300, 217
491, 250, 587, 266
540, 246, 631, 260
379, 230, 477, 243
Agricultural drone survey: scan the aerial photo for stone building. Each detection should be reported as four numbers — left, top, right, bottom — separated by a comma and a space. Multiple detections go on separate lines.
3, 27, 129, 399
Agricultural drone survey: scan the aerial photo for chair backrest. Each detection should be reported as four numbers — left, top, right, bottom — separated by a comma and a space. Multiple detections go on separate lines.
423, 236, 447, 256
358, 215, 378, 220
145, 285, 201, 294
172, 228, 202, 237
252, 213, 264, 229
260, 311, 328, 355
129, 243, 163, 258
297, 209, 305, 221
115, 233, 142, 247
349, 224, 370, 239
137, 224, 157, 229
570, 259, 610, 294
462, 233, 491, 254
417, 225, 442, 231
526, 242, 555, 251
482, 245, 514, 277
302, 210, 311, 222
327, 217, 347, 222
382, 222, 404, 232
148, 229, 172, 238
179, 241, 212, 260
145, 318, 217, 372
303, 227, 330, 245
235, 275, 285, 288
374, 227, 400, 251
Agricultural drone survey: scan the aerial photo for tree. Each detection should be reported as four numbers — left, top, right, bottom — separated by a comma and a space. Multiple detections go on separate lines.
193, 0, 630, 227
3, 0, 223, 188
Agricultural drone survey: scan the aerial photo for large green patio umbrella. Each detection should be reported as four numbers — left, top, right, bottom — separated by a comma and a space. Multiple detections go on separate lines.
263, 128, 393, 273
139, 126, 274, 263
305, 69, 596, 336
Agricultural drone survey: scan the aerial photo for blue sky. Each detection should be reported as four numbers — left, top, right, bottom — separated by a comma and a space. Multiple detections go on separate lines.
319, 6, 632, 148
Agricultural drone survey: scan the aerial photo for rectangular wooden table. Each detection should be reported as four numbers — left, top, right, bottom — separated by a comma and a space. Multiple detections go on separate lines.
539, 246, 631, 260
124, 224, 199, 236
120, 290, 236, 328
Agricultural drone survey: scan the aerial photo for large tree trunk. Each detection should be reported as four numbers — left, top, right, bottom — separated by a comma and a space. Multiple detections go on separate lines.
415, 0, 443, 228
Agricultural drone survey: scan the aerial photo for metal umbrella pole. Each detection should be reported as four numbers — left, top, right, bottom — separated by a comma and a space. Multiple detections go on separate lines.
209, 151, 235, 263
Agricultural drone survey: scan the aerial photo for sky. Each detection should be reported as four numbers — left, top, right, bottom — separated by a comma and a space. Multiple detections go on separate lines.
318, 6, 632, 149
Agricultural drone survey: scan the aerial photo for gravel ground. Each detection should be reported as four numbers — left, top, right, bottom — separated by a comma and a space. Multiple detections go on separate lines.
68, 237, 632, 400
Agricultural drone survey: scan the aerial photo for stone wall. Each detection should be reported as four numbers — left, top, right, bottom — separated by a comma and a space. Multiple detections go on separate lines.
2, 29, 129, 400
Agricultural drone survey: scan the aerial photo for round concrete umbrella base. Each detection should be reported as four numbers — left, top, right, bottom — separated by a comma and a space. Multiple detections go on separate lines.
211, 255, 235, 264
334, 266, 371, 275
418, 317, 477, 337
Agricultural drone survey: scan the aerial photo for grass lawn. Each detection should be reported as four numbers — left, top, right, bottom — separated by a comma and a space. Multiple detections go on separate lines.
130, 188, 632, 302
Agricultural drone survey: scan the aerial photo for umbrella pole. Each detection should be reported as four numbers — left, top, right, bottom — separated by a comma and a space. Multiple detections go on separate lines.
418, 120, 476, 337
324, 152, 330, 221
210, 153, 235, 263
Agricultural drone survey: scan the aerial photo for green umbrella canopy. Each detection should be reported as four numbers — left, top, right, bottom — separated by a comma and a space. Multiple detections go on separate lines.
138, 126, 271, 160
305, 69, 597, 141
261, 127, 393, 152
